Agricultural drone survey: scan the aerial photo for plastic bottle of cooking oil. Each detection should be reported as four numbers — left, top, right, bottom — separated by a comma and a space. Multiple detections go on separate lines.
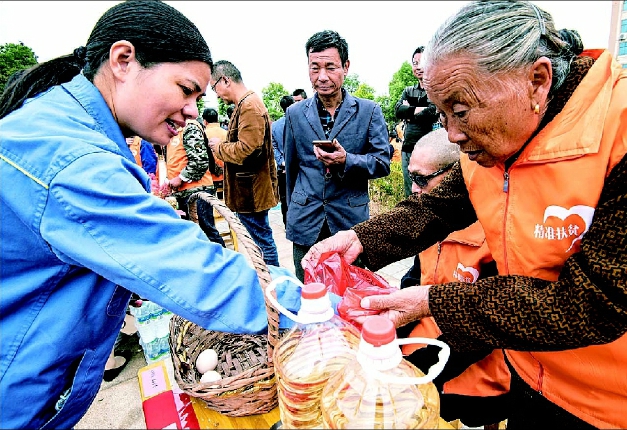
265, 277, 361, 429
320, 315, 450, 429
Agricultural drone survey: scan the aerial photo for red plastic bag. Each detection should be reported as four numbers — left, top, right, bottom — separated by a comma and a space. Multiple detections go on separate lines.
304, 251, 398, 328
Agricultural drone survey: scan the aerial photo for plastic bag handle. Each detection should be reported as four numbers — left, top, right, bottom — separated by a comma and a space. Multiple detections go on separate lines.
265, 275, 307, 324
358, 338, 450, 385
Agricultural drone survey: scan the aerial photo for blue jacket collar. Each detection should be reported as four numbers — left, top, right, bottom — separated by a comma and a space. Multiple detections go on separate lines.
61, 74, 133, 163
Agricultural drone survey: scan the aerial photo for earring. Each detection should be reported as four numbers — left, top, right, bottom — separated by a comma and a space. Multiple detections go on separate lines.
534, 104, 540, 114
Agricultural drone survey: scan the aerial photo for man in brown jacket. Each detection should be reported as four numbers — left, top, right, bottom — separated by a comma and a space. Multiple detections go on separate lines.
207, 60, 280, 267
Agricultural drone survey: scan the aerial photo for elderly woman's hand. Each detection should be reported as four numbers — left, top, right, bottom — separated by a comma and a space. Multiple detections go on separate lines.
302, 230, 363, 268
360, 285, 432, 329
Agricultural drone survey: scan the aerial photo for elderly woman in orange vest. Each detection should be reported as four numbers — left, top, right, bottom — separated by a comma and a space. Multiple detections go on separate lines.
302, 1, 627, 428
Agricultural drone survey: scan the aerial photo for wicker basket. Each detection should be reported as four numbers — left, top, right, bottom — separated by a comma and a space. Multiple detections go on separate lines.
169, 191, 281, 416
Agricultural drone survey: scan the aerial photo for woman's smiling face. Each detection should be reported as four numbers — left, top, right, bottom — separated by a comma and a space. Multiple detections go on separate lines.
116, 59, 211, 146
423, 56, 542, 168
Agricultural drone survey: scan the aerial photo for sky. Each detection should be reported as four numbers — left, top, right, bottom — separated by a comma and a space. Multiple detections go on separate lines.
0, 1, 614, 109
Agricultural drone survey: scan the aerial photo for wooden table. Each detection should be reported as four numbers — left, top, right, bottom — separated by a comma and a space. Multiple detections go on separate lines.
138, 358, 454, 429
188, 397, 279, 429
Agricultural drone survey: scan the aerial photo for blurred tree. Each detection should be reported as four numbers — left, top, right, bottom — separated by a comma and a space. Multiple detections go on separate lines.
382, 61, 418, 127
388, 61, 417, 107
196, 98, 204, 118
0, 42, 38, 95
217, 98, 227, 117
375, 94, 395, 128
343, 73, 360, 94
262, 82, 288, 121
353, 82, 375, 100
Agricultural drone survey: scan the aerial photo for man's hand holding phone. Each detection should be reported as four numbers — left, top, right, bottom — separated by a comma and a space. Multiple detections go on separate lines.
313, 139, 346, 166
313, 140, 336, 152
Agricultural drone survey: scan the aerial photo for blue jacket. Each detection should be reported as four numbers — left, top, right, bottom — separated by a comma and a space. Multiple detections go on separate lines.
283, 92, 390, 246
0, 75, 296, 429
139, 139, 158, 175
271, 116, 286, 169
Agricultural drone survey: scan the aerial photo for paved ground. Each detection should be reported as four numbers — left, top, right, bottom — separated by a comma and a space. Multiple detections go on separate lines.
76, 206, 413, 429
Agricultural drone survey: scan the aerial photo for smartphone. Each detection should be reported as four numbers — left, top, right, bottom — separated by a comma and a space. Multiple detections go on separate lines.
313, 140, 335, 152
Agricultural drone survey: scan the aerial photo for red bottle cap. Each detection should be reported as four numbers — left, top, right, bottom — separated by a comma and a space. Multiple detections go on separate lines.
301, 283, 328, 300
361, 316, 396, 346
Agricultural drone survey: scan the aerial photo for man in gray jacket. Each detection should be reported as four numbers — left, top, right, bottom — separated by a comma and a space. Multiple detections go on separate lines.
284, 30, 391, 281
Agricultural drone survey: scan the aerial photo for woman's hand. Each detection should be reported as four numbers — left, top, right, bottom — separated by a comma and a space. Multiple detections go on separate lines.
359, 285, 432, 328
168, 176, 182, 189
302, 230, 363, 268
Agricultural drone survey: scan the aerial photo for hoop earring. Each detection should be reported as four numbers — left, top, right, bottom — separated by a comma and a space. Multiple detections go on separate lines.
534, 104, 540, 114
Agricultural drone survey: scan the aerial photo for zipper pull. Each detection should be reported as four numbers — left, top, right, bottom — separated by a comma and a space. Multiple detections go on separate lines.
503, 172, 510, 193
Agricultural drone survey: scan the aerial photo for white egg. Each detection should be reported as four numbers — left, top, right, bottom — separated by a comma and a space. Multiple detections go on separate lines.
200, 370, 222, 385
195, 349, 218, 374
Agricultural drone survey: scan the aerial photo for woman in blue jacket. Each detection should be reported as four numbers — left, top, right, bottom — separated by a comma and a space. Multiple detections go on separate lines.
0, 1, 288, 428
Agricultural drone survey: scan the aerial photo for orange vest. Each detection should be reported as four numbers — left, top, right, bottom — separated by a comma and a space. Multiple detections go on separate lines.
461, 50, 627, 428
402, 222, 511, 397
129, 136, 161, 179
128, 136, 143, 167
203, 123, 226, 182
166, 120, 214, 192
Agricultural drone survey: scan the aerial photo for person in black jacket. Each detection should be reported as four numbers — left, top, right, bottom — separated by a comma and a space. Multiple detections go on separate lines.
395, 46, 439, 197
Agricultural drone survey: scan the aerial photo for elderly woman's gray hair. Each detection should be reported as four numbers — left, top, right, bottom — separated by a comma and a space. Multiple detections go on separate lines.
422, 1, 583, 95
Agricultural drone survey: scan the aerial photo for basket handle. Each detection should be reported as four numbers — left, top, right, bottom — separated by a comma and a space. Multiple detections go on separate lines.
187, 192, 281, 360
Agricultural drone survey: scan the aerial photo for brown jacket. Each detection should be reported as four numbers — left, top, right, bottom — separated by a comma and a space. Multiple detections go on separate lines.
203, 123, 226, 182
213, 90, 278, 213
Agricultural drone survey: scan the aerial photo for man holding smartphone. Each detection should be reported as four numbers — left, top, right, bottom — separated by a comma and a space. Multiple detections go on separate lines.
283, 30, 391, 282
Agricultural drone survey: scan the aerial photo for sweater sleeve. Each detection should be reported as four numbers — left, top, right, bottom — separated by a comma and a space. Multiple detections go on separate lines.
353, 163, 477, 270
430, 153, 627, 352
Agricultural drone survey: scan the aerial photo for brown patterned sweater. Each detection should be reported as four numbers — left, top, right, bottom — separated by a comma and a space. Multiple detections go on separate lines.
353, 56, 627, 353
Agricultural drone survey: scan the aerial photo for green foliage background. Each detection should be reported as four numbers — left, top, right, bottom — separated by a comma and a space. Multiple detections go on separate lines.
196, 99, 204, 118
368, 160, 405, 215
382, 61, 417, 125
0, 42, 38, 95
262, 82, 289, 121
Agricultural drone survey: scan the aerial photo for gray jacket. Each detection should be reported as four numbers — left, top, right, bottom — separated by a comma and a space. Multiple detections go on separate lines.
284, 91, 391, 246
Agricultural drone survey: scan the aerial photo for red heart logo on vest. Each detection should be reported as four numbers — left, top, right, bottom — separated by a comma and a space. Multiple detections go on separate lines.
453, 263, 479, 283
542, 205, 595, 252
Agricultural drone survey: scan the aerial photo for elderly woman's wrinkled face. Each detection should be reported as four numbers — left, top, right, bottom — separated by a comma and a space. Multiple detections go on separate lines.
423, 57, 539, 168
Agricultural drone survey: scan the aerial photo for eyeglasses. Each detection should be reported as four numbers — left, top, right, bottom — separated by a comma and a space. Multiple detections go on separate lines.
410, 162, 455, 188
210, 76, 224, 92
